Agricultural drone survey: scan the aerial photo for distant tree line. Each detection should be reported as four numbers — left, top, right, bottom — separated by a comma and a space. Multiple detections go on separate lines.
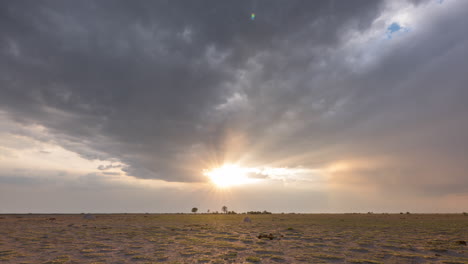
188, 209, 468, 215
246, 210, 272, 214
190, 205, 272, 215
206, 210, 237, 214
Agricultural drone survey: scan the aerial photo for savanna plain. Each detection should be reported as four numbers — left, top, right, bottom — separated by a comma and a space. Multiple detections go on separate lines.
0, 214, 466, 263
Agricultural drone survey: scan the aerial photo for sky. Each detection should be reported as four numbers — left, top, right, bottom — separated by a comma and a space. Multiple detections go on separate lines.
1, 0, 467, 213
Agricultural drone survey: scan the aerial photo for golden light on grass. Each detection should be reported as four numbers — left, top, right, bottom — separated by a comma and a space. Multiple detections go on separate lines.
203, 164, 257, 188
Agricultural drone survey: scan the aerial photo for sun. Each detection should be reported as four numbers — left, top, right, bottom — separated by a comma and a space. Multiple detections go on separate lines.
203, 164, 254, 188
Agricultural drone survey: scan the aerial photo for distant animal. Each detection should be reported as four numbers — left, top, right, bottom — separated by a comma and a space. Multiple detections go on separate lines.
243, 217, 251, 223
48, 218, 56, 221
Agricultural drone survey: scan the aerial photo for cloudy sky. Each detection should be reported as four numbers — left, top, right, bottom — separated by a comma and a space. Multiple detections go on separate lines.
1, 0, 467, 213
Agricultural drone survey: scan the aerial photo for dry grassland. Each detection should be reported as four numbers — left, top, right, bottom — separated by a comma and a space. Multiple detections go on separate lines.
0, 214, 466, 263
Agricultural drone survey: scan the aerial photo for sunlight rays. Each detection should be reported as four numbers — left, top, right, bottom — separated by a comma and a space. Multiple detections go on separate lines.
203, 164, 259, 188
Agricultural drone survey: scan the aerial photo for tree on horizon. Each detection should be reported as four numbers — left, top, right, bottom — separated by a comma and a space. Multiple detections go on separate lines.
222, 205, 228, 214
191, 207, 198, 214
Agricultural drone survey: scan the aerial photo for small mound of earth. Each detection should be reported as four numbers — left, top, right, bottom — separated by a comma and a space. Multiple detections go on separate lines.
83, 214, 96, 220
258, 233, 277, 240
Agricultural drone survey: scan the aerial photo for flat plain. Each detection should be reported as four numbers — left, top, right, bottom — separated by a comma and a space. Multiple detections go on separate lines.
0, 214, 466, 263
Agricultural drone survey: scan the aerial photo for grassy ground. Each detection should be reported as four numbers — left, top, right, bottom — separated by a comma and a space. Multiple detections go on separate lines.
0, 214, 466, 263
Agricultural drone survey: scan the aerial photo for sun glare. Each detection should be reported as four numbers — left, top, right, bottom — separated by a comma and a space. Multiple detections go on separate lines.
203, 164, 254, 188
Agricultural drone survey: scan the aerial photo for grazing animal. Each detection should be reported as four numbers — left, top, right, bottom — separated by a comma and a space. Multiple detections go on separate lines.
243, 217, 251, 223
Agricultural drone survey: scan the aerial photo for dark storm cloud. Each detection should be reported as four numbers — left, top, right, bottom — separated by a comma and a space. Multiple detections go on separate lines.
1, 0, 467, 199
0, 0, 384, 182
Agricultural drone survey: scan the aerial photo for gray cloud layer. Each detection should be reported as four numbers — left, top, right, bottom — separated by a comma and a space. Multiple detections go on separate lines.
1, 0, 467, 198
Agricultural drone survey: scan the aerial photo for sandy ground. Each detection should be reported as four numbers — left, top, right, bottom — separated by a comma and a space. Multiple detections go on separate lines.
0, 214, 466, 263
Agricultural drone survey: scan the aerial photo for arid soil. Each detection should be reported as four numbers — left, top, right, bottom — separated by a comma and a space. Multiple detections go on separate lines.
0, 214, 466, 263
